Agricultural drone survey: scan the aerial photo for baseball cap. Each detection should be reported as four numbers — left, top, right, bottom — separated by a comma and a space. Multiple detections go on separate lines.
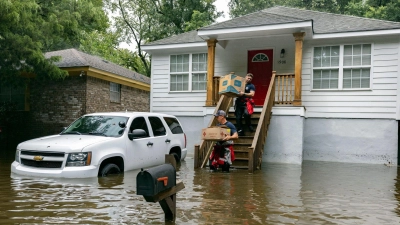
214, 110, 226, 117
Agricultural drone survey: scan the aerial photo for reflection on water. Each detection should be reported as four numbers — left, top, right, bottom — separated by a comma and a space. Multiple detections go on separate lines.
1, 149, 400, 224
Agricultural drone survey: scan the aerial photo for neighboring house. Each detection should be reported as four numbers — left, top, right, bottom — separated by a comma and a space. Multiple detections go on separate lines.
0, 48, 150, 141
142, 6, 400, 165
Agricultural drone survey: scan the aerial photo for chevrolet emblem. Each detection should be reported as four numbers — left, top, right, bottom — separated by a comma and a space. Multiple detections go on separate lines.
33, 156, 44, 161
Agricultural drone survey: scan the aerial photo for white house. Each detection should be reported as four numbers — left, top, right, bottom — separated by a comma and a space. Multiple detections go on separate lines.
142, 6, 400, 166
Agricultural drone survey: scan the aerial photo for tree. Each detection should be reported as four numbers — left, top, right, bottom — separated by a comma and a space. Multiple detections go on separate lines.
0, 0, 109, 87
104, 0, 222, 77
79, 30, 149, 76
228, 0, 274, 18
363, 0, 400, 22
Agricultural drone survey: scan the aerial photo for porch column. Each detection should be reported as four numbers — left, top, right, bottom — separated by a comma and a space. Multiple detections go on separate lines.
206, 39, 217, 106
293, 32, 305, 106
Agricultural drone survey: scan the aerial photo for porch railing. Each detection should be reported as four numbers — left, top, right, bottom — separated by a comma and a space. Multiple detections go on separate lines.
248, 71, 276, 172
195, 71, 291, 170
274, 73, 294, 105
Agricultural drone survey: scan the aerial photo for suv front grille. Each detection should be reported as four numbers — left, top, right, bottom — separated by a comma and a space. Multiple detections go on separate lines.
20, 150, 65, 169
21, 159, 63, 168
21, 151, 65, 157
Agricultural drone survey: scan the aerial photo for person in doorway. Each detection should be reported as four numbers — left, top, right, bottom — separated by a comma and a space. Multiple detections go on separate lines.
209, 110, 238, 172
235, 73, 256, 136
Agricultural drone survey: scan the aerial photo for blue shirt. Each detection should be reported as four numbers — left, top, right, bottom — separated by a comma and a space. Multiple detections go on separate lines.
245, 83, 256, 94
236, 82, 255, 104
218, 121, 237, 136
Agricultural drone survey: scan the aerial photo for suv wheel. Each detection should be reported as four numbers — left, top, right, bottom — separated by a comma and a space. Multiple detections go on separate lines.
170, 153, 180, 164
99, 163, 121, 177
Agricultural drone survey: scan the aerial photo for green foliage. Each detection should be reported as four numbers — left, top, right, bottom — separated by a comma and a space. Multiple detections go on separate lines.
0, 0, 109, 87
79, 30, 149, 76
228, 0, 274, 18
364, 0, 400, 21
105, 0, 222, 77
185, 10, 215, 32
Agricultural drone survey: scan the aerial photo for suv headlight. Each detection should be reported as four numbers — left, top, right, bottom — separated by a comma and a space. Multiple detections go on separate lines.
15, 149, 20, 163
66, 152, 92, 167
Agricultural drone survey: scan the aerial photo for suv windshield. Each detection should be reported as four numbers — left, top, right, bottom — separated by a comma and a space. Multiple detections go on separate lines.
61, 116, 129, 137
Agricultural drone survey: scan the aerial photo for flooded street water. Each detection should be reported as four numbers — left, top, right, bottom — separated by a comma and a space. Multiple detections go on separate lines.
1, 148, 400, 224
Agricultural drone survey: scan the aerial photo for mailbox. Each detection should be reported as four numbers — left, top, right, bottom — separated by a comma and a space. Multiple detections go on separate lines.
137, 164, 176, 196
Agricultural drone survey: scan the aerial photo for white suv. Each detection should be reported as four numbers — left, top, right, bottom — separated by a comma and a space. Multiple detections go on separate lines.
11, 112, 187, 178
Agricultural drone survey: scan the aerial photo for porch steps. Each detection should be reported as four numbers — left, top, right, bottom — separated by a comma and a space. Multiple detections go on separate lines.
225, 111, 262, 170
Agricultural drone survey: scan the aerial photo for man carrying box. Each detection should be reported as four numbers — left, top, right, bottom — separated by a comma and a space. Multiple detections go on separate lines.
209, 110, 239, 172
235, 73, 256, 136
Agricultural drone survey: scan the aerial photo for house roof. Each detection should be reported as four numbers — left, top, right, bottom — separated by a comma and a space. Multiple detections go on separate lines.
45, 48, 150, 85
143, 6, 400, 47
143, 30, 204, 46
201, 6, 400, 33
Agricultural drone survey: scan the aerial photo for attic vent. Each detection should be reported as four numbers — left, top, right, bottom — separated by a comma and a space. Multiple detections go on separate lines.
252, 53, 269, 62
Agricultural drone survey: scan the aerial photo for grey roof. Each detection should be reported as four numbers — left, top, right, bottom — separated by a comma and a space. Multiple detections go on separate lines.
45, 48, 150, 84
144, 30, 204, 46
260, 6, 400, 34
199, 8, 308, 31
144, 6, 400, 46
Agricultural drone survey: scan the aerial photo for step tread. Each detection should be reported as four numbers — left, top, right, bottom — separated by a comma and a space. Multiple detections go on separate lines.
231, 166, 249, 169
234, 157, 249, 160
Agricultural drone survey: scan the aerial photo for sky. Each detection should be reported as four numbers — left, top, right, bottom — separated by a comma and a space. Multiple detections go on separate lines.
214, 0, 230, 22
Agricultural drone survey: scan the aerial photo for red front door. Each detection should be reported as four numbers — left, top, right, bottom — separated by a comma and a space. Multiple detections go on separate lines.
247, 49, 273, 106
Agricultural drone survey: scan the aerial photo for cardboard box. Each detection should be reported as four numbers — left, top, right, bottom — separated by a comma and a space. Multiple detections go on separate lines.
201, 127, 230, 141
218, 73, 246, 97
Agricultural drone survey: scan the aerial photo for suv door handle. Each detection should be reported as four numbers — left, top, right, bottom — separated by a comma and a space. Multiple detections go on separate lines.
165, 139, 171, 143
147, 142, 153, 147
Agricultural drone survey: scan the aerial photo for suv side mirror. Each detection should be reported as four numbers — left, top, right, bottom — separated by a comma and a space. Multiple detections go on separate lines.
128, 129, 148, 140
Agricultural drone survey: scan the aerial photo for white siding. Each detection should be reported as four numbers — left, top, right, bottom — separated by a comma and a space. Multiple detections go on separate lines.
151, 54, 208, 116
150, 35, 399, 120
150, 35, 294, 116
302, 38, 400, 119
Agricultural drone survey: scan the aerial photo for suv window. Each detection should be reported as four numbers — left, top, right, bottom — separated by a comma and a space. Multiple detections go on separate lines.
149, 117, 166, 136
129, 117, 149, 138
163, 117, 183, 134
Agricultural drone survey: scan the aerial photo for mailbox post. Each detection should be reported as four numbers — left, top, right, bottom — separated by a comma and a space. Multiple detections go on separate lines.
136, 154, 185, 222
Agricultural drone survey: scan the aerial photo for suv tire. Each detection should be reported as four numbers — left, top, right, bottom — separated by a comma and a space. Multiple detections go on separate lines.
100, 163, 121, 177
170, 152, 180, 164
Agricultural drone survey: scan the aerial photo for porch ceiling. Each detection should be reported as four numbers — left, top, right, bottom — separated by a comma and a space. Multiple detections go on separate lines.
198, 21, 313, 41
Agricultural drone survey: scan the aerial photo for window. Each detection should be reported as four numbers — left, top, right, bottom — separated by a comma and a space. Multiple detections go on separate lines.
149, 116, 166, 136
110, 82, 121, 103
0, 85, 25, 110
164, 117, 183, 134
252, 53, 269, 62
170, 53, 207, 92
312, 44, 371, 90
129, 117, 149, 138
63, 116, 129, 137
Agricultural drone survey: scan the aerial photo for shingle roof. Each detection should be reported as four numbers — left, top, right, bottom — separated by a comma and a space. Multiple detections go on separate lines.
45, 48, 150, 84
199, 8, 308, 31
143, 30, 204, 46
260, 6, 400, 34
144, 6, 400, 46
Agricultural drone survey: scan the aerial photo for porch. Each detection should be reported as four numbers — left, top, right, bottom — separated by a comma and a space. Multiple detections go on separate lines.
194, 72, 305, 172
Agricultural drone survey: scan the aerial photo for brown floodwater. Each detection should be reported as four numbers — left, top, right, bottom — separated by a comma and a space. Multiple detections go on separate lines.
1, 148, 400, 225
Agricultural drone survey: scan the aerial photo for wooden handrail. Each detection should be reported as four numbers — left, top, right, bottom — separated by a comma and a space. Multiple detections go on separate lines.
194, 94, 233, 169
248, 71, 276, 172
213, 77, 220, 105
